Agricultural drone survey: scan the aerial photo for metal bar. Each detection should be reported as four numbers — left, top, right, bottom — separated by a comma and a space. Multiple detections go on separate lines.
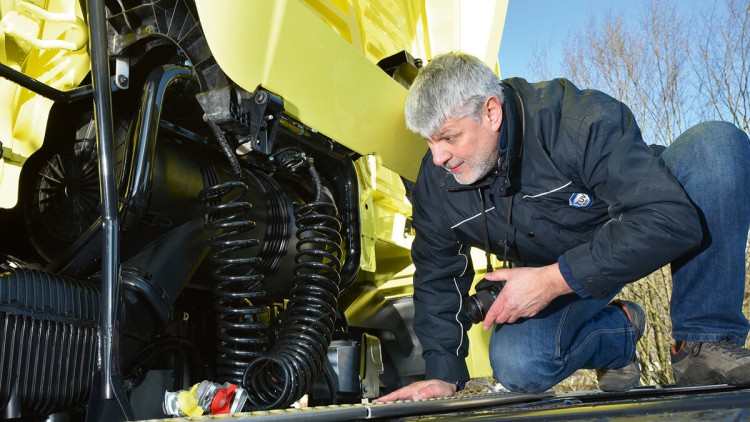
366, 391, 554, 420
120, 64, 196, 228
0, 62, 67, 101
466, 387, 750, 421
158, 392, 554, 421
87, 0, 119, 400
136, 386, 750, 421
85, 1, 132, 420
0, 62, 93, 102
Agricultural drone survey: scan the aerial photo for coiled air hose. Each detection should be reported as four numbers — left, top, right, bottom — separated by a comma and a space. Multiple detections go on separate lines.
199, 180, 270, 384
242, 158, 343, 409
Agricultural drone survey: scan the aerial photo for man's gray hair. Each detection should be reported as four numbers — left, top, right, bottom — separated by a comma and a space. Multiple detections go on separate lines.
405, 52, 505, 139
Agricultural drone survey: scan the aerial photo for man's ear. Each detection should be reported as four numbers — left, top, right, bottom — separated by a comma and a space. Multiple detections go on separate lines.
486, 96, 503, 132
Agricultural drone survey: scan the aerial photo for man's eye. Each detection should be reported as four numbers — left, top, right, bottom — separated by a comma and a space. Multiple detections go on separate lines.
445, 136, 455, 143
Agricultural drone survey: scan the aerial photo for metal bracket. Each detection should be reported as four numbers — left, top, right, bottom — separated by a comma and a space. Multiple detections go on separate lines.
196, 85, 285, 156
377, 50, 422, 89
113, 57, 129, 90
232, 87, 284, 155
360, 333, 384, 399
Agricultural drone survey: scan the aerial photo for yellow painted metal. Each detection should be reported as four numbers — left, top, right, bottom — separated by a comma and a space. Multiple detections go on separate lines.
369, 250, 495, 379
0, 0, 90, 209
355, 154, 413, 275
194, 0, 427, 181
348, 152, 493, 378
299, 0, 508, 73
466, 322, 493, 378
465, 251, 495, 379
299, 0, 427, 66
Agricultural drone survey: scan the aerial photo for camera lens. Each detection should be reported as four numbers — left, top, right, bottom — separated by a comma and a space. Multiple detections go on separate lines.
462, 280, 504, 324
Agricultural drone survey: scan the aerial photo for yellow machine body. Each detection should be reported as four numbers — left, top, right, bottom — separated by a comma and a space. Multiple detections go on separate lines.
0, 0, 90, 208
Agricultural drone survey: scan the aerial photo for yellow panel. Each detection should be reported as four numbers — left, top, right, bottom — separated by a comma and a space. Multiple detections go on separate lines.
466, 322, 493, 378
355, 154, 413, 277
299, 0, 361, 50
0, 0, 91, 209
376, 248, 495, 378
194, 0, 427, 181
0, 159, 21, 209
464, 248, 494, 378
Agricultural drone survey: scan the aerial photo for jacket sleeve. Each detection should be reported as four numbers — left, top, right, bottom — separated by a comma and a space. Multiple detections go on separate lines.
562, 97, 702, 298
410, 160, 474, 383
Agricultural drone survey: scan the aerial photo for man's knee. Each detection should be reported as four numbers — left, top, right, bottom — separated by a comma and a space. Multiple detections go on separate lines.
695, 121, 748, 143
490, 344, 560, 393
674, 121, 749, 161
490, 349, 560, 393
665, 121, 749, 192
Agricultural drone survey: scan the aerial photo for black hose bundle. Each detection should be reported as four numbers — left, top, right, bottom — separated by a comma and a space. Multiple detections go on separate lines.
242, 158, 343, 409
199, 180, 270, 384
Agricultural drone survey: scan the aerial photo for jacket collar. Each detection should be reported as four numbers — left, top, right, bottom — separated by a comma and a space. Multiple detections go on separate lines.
496, 82, 525, 195
437, 82, 525, 195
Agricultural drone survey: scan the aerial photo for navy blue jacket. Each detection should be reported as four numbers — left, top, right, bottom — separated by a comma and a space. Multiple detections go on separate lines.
410, 78, 702, 383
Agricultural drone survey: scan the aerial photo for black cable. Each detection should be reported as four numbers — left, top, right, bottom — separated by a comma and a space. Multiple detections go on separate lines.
502, 195, 514, 269
322, 363, 338, 405
480, 188, 494, 273
208, 120, 242, 177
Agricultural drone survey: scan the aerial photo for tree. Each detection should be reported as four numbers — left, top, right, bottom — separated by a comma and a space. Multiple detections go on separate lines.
694, 0, 750, 133
556, 1, 694, 145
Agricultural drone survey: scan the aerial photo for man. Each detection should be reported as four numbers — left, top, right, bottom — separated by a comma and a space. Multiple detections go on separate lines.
375, 52, 750, 401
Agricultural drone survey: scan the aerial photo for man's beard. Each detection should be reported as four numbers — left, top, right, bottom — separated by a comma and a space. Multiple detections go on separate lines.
449, 153, 499, 185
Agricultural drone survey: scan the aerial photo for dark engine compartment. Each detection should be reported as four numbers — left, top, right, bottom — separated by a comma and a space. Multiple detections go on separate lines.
0, 0, 433, 419
0, 64, 366, 419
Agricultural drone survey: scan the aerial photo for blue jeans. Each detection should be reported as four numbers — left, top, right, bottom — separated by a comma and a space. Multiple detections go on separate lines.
489, 121, 750, 392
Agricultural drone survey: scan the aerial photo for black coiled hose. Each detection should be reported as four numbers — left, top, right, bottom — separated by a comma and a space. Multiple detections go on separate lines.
242, 158, 343, 410
199, 180, 270, 384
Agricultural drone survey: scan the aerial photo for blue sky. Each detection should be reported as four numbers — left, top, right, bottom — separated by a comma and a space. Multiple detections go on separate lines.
497, 0, 708, 81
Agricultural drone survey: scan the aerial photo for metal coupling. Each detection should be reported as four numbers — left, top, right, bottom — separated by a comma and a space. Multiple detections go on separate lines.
163, 380, 249, 417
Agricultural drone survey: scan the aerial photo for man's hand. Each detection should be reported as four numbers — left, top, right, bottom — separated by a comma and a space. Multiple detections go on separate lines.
373, 379, 457, 403
481, 263, 571, 329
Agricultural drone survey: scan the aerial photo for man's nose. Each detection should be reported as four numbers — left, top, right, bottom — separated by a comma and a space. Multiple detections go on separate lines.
431, 143, 451, 166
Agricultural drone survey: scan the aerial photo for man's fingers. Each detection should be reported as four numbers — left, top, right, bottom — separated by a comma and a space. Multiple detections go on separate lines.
484, 268, 511, 281
373, 392, 396, 403
375, 380, 455, 402
374, 386, 414, 402
377, 390, 408, 402
483, 296, 505, 330
412, 385, 436, 400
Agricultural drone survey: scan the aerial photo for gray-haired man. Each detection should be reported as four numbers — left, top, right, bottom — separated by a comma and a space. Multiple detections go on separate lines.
376, 52, 750, 401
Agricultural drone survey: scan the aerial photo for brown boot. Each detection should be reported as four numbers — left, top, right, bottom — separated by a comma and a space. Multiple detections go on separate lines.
596, 300, 646, 392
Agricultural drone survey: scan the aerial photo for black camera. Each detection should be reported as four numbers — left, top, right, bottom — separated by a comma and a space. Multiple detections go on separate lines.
463, 278, 505, 324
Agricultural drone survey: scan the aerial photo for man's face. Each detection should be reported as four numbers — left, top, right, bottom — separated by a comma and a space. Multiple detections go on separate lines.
427, 98, 503, 185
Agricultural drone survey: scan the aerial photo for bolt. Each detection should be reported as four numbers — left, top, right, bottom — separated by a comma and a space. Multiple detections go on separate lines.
117, 74, 128, 86
255, 90, 268, 104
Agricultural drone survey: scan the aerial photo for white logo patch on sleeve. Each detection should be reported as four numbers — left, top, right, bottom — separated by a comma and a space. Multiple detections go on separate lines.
569, 193, 593, 208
